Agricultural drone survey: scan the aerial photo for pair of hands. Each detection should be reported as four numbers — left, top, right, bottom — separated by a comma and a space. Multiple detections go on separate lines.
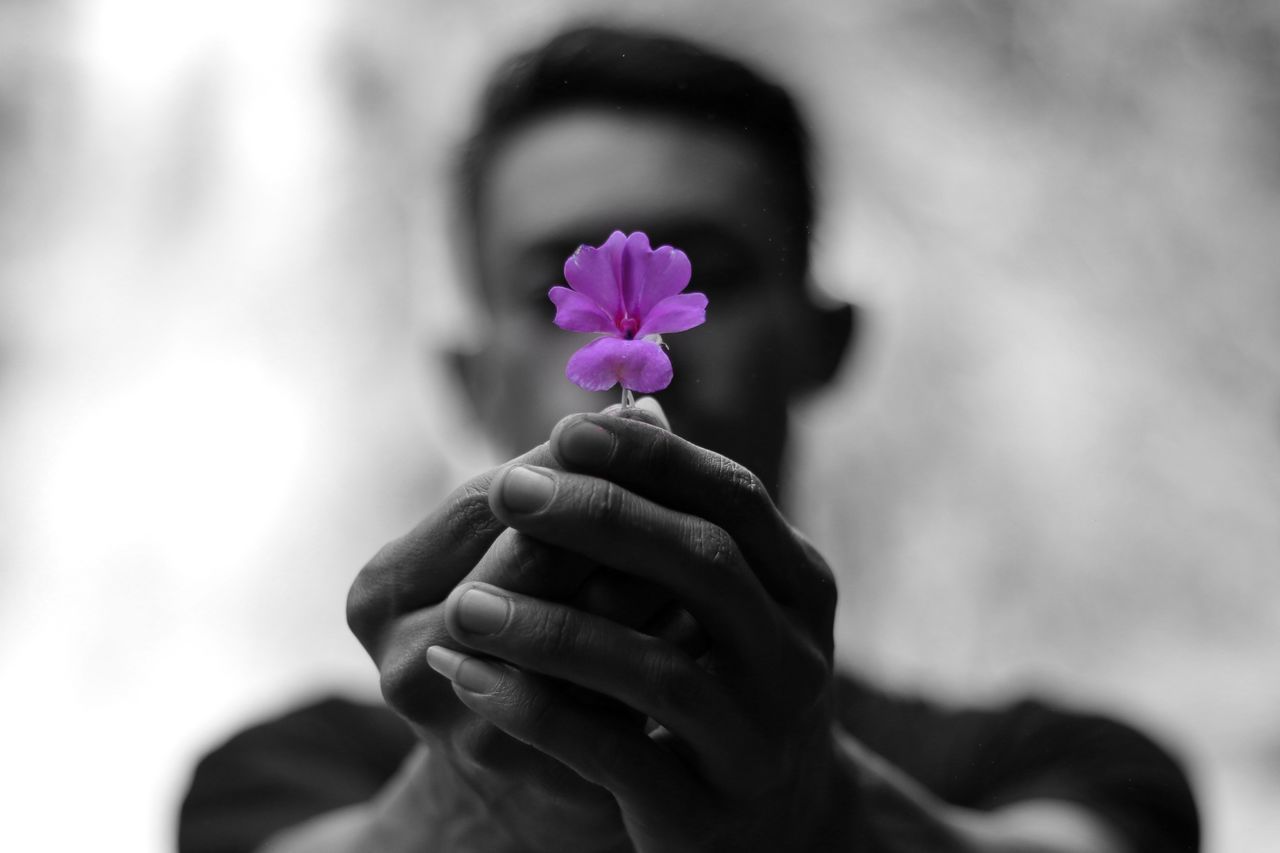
347, 405, 847, 852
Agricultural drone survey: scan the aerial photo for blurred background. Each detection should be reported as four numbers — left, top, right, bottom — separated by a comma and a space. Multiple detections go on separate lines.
1, 0, 1277, 850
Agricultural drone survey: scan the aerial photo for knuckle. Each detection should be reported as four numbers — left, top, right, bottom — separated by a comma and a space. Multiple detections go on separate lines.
531, 604, 584, 659
346, 544, 400, 645
451, 481, 501, 540
793, 530, 840, 633
490, 531, 549, 587
348, 479, 500, 644
582, 478, 621, 528
510, 534, 547, 576
716, 455, 770, 516
636, 424, 671, 473
809, 557, 837, 603
378, 645, 430, 719
485, 532, 597, 600
688, 522, 741, 576
792, 638, 833, 700
376, 620, 454, 723
812, 565, 839, 631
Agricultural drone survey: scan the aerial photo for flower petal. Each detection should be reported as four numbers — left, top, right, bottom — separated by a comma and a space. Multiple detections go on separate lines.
635, 245, 692, 315
635, 292, 708, 337
565, 337, 673, 393
620, 231, 654, 316
549, 286, 616, 334
563, 231, 627, 315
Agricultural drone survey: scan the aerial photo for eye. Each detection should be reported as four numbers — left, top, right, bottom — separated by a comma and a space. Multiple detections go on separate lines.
671, 233, 763, 302
691, 256, 756, 301
512, 256, 573, 314
528, 277, 557, 311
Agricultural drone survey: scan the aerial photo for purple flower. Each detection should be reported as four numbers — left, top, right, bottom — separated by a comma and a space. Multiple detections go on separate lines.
548, 230, 707, 393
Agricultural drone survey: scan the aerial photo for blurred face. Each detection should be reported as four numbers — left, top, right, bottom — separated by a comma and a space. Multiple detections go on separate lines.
468, 107, 818, 494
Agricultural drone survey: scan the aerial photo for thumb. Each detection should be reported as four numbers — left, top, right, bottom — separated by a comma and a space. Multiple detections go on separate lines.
603, 395, 671, 432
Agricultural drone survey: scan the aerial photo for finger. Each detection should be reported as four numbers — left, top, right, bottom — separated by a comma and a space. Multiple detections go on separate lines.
348, 398, 667, 650
569, 567, 673, 631
466, 534, 665, 722
488, 463, 787, 666
471, 528, 596, 599
363, 526, 584, 720
424, 645, 703, 816
348, 401, 667, 653
550, 412, 833, 611
443, 582, 760, 789
377, 527, 673, 724
631, 395, 670, 429
473, 529, 673, 635
445, 713, 615, 814
601, 397, 670, 431
347, 443, 558, 650
376, 528, 595, 699
370, 604, 459, 725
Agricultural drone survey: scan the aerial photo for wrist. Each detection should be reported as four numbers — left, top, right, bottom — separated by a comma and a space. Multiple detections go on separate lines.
258, 744, 524, 853
433, 735, 632, 853
369, 744, 531, 853
796, 725, 863, 852
823, 727, 1129, 853
823, 726, 973, 853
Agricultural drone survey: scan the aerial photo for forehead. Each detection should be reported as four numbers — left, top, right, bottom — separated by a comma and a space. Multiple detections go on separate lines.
479, 107, 791, 267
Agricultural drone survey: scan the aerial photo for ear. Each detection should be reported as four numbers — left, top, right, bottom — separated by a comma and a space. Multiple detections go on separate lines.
445, 344, 488, 420
791, 298, 858, 394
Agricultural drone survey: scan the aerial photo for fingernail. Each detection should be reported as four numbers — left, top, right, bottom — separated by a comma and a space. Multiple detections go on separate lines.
558, 419, 616, 467
456, 587, 510, 635
500, 465, 555, 513
425, 646, 503, 694
425, 645, 463, 679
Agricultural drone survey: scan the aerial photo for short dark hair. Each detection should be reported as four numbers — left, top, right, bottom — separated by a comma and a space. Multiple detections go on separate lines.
456, 24, 816, 272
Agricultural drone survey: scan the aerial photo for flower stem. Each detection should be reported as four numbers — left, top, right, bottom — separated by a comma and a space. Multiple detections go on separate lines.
621, 388, 635, 409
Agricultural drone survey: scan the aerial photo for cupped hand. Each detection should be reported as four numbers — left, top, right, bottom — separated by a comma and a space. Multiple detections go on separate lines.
431, 411, 844, 853
346, 408, 674, 853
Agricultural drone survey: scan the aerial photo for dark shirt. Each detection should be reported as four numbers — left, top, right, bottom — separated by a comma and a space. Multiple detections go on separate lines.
178, 673, 1199, 852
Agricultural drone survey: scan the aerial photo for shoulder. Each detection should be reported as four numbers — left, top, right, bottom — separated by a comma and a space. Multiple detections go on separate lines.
833, 671, 1201, 852
179, 696, 415, 853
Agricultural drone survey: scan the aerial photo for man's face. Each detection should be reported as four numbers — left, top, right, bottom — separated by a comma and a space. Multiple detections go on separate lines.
468, 107, 818, 493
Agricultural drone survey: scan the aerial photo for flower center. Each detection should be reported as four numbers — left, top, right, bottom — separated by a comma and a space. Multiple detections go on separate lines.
619, 316, 640, 340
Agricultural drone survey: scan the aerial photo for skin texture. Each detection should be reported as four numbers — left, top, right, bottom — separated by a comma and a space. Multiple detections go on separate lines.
377, 112, 854, 848
267, 108, 1131, 852
347, 408, 848, 852
348, 430, 637, 852
336, 407, 1128, 853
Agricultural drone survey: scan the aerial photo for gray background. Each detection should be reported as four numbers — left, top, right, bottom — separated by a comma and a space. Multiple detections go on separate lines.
1, 1, 1277, 850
